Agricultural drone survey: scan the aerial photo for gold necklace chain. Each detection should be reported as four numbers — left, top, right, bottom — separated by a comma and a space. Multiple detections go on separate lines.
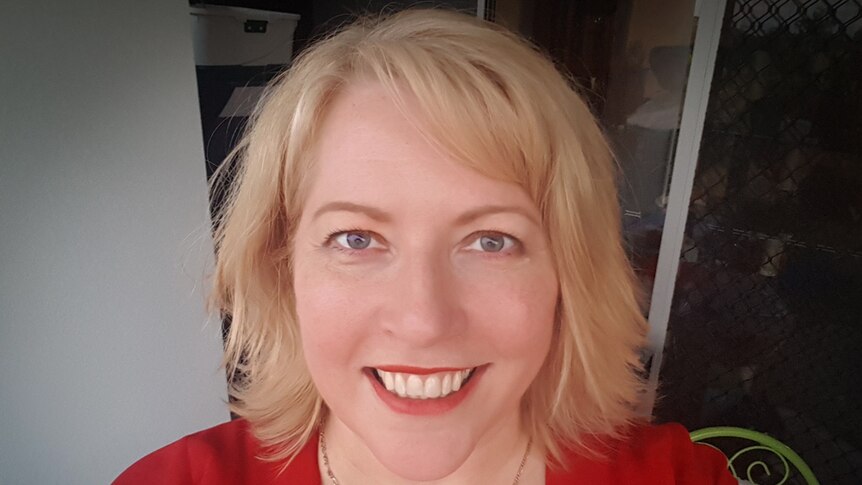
319, 426, 533, 485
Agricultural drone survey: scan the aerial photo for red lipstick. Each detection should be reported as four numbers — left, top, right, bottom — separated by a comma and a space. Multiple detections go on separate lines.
373, 365, 472, 375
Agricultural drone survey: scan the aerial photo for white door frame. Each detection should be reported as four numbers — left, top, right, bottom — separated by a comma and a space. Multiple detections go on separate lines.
641, 0, 728, 416
476, 0, 487, 19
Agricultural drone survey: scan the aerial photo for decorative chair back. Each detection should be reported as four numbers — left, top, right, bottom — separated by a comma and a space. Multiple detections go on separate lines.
690, 427, 819, 485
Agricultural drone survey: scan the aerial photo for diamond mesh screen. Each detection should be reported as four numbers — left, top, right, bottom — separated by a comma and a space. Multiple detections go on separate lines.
653, 1, 862, 483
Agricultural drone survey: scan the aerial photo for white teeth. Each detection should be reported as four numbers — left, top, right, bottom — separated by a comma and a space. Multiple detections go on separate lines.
394, 373, 407, 398
374, 368, 475, 400
406, 375, 424, 398
424, 376, 441, 398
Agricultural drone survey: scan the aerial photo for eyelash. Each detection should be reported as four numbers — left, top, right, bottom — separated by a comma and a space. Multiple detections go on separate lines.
322, 228, 522, 255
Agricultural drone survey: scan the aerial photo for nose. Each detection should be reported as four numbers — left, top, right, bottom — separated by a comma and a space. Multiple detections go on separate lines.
381, 250, 466, 346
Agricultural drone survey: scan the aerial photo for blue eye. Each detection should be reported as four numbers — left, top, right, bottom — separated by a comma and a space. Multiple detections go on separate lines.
331, 230, 381, 251
468, 233, 517, 253
344, 232, 370, 249
480, 235, 505, 252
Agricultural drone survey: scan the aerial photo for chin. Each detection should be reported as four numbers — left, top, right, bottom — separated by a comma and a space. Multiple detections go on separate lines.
366, 429, 475, 481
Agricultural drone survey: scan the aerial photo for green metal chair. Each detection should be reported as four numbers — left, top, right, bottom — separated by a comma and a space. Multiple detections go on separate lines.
690, 427, 819, 485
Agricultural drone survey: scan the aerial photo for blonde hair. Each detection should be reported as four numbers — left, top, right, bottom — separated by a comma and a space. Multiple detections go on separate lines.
212, 8, 647, 469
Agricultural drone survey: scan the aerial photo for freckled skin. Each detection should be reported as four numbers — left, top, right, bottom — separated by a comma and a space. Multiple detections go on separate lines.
292, 81, 558, 483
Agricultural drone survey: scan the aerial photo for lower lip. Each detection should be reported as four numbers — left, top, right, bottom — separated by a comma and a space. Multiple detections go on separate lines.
367, 366, 487, 416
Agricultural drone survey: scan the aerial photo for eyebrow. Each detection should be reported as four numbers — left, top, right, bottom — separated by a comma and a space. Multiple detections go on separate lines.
454, 204, 541, 227
311, 201, 540, 227
311, 201, 392, 223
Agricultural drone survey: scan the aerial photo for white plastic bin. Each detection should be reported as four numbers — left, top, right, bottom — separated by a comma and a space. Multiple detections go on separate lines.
190, 6, 300, 66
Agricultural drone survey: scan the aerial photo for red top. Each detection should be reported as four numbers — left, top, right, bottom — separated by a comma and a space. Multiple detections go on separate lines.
114, 419, 736, 484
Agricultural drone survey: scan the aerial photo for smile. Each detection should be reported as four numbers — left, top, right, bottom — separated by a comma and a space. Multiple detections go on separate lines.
372, 367, 476, 399
365, 364, 487, 416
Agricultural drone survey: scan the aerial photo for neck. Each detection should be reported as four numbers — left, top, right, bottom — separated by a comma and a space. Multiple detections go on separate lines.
318, 412, 544, 485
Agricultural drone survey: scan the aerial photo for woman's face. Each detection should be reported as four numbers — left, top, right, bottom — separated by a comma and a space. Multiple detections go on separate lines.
292, 81, 558, 480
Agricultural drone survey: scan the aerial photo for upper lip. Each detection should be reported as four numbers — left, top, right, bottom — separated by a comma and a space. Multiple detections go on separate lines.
371, 365, 477, 375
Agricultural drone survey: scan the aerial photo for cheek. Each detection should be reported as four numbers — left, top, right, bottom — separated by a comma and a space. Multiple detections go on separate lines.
462, 268, 558, 360
293, 267, 381, 372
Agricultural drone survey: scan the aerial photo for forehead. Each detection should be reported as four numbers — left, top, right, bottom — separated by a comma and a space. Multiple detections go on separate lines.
303, 81, 537, 218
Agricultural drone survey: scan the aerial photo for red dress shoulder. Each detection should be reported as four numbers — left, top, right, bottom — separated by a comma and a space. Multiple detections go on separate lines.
113, 419, 321, 485
115, 420, 735, 484
547, 422, 737, 484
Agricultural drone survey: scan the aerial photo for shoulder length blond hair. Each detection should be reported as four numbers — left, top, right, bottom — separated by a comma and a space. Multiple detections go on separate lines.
212, 7, 647, 469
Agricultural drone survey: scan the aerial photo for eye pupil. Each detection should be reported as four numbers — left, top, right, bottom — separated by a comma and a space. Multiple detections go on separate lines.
480, 235, 504, 252
346, 232, 371, 249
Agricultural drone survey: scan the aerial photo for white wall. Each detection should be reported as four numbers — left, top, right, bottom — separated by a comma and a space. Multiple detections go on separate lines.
0, 2, 229, 483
